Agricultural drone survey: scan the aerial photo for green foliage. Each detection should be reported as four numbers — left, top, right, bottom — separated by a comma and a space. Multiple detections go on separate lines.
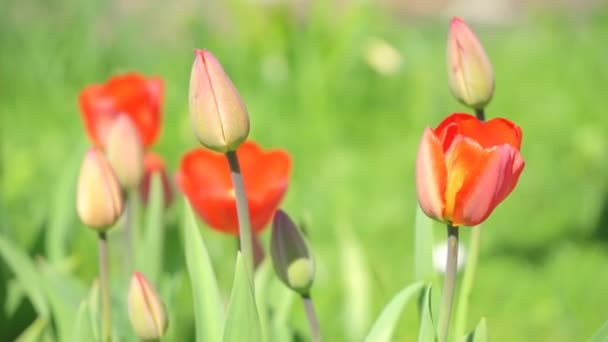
589, 320, 608, 342
140, 173, 165, 284
418, 285, 436, 342
183, 203, 225, 342
222, 253, 263, 342
364, 282, 424, 342
461, 318, 488, 342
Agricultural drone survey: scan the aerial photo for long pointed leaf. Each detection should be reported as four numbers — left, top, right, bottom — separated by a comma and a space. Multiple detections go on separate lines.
140, 173, 164, 283
15, 317, 48, 342
71, 300, 95, 342
223, 252, 263, 342
461, 318, 487, 342
418, 285, 436, 342
0, 235, 49, 317
589, 320, 608, 342
364, 282, 424, 342
183, 202, 224, 342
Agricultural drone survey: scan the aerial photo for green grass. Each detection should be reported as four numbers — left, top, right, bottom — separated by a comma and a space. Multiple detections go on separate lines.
2, 0, 608, 340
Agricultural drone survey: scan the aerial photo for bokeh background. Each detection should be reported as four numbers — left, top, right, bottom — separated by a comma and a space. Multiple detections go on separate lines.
2, 0, 608, 340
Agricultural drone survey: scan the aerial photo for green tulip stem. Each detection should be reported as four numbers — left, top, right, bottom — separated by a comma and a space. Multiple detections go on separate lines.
475, 108, 485, 121
98, 232, 112, 342
438, 224, 459, 342
225, 151, 254, 277
302, 294, 321, 342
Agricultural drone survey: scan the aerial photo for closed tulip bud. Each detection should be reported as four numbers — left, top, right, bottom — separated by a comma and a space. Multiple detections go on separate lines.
128, 272, 168, 340
106, 115, 145, 190
447, 17, 494, 110
189, 49, 250, 152
77, 147, 124, 231
271, 210, 315, 295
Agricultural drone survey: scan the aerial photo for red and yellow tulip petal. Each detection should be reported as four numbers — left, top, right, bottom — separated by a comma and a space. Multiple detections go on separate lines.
415, 128, 448, 221
450, 145, 512, 226
435, 113, 522, 150
493, 148, 525, 205
443, 135, 485, 221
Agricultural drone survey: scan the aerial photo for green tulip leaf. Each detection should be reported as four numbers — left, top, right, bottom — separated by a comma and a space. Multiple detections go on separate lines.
0, 235, 49, 317
183, 202, 224, 342
418, 284, 436, 342
15, 316, 49, 342
364, 282, 424, 342
223, 252, 263, 342
141, 173, 165, 283
589, 319, 608, 342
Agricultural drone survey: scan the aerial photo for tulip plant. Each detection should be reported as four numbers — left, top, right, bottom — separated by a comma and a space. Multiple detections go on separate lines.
3, 16, 608, 342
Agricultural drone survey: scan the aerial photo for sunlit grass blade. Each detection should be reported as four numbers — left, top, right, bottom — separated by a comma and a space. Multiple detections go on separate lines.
37, 259, 86, 341
460, 317, 487, 342
223, 252, 263, 342
183, 201, 224, 342
15, 316, 49, 342
0, 235, 49, 317
417, 284, 436, 342
414, 204, 434, 282
364, 282, 424, 342
140, 173, 164, 283
269, 280, 296, 342
589, 319, 608, 342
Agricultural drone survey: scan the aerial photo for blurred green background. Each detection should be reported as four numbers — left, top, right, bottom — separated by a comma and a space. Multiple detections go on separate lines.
2, 0, 608, 340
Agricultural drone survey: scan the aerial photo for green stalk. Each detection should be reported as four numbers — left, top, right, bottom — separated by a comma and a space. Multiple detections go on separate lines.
302, 294, 321, 342
98, 232, 112, 342
225, 151, 254, 277
437, 224, 459, 342
123, 190, 137, 272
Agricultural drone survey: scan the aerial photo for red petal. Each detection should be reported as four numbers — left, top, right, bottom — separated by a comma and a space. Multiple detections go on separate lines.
415, 128, 447, 221
435, 113, 522, 150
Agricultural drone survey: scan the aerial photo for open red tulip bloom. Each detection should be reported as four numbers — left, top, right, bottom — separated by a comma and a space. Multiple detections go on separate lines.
416, 113, 524, 227
79, 73, 163, 147
177, 141, 291, 235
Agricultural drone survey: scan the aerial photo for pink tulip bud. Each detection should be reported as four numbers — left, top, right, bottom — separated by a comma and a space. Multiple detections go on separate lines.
106, 115, 145, 190
447, 17, 494, 110
77, 147, 124, 231
128, 272, 168, 340
189, 49, 250, 152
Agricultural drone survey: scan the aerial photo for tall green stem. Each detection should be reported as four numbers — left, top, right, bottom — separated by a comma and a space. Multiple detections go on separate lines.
438, 224, 459, 342
123, 191, 137, 272
225, 151, 254, 277
98, 232, 112, 341
302, 294, 321, 342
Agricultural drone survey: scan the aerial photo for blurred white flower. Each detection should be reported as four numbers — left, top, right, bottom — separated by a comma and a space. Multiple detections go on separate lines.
363, 38, 403, 76
432, 240, 467, 274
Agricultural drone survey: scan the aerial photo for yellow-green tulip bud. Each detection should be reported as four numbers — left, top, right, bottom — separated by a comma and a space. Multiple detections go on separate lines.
270, 210, 315, 295
128, 272, 168, 340
77, 147, 124, 231
447, 17, 494, 110
189, 49, 250, 152
106, 115, 145, 190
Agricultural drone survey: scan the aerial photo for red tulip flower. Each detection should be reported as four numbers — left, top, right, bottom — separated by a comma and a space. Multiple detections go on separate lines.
79, 73, 163, 147
416, 113, 524, 227
177, 141, 291, 235
139, 152, 174, 208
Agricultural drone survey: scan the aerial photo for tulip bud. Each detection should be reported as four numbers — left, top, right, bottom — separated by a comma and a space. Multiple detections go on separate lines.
447, 17, 494, 110
106, 115, 145, 190
270, 210, 315, 295
77, 147, 124, 231
189, 49, 250, 152
128, 272, 168, 340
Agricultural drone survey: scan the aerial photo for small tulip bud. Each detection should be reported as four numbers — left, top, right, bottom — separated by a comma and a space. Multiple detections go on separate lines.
189, 49, 250, 152
270, 210, 315, 295
106, 115, 145, 190
128, 272, 168, 340
447, 17, 494, 110
77, 147, 124, 231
